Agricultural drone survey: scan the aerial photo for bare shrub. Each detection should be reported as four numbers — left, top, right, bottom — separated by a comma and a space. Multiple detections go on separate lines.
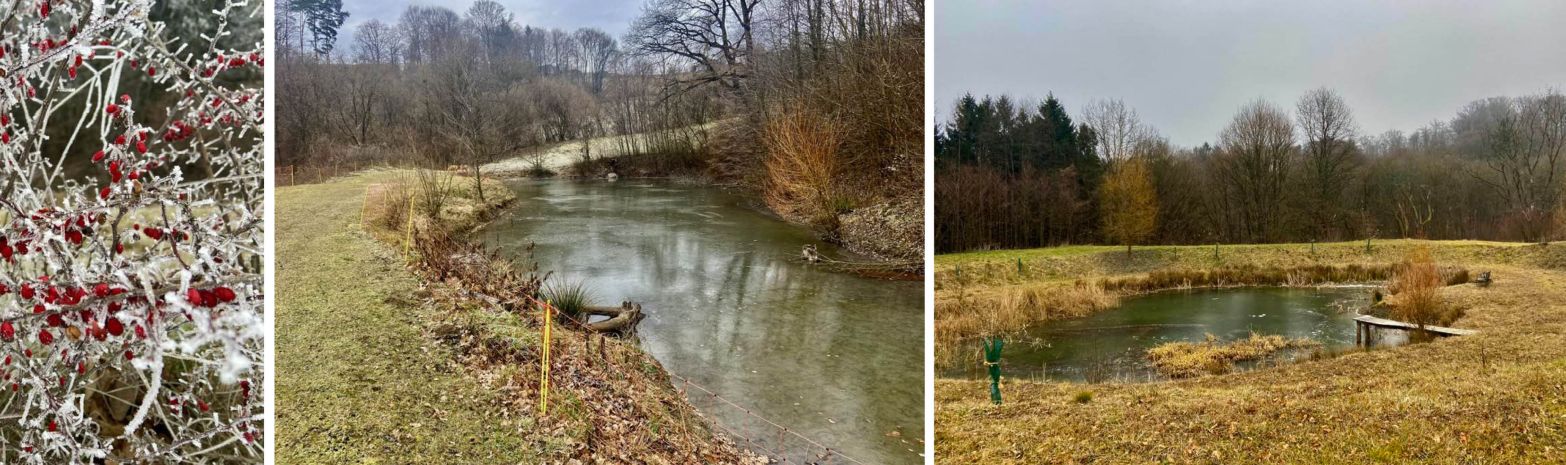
413, 168, 456, 217
1388, 246, 1464, 326
366, 182, 414, 237
762, 106, 846, 226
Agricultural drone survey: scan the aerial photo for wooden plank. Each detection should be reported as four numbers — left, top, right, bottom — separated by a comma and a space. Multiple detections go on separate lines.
1353, 315, 1477, 336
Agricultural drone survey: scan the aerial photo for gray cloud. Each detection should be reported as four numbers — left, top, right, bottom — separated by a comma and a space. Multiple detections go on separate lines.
935, 0, 1566, 147
340, 0, 644, 41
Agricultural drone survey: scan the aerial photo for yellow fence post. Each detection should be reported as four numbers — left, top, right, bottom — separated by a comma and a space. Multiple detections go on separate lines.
539, 300, 552, 416
360, 185, 373, 228
402, 193, 417, 260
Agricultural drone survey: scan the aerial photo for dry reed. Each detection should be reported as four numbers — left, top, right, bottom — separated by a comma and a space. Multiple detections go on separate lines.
1145, 332, 1320, 378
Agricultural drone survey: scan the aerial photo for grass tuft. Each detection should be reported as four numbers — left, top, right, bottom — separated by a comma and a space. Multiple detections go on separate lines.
543, 280, 595, 320
1145, 332, 1320, 378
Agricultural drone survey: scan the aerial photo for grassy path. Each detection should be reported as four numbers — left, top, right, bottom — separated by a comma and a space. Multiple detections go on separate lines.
276, 173, 531, 463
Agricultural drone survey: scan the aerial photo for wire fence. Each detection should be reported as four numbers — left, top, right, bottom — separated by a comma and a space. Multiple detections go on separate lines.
667, 370, 868, 465
522, 294, 868, 465
371, 185, 872, 465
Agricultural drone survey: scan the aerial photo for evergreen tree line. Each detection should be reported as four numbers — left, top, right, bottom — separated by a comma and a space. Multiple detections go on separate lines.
935, 89, 1566, 253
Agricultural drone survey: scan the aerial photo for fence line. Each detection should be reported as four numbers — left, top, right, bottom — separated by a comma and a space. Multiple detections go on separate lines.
517, 294, 865, 464
665, 370, 865, 465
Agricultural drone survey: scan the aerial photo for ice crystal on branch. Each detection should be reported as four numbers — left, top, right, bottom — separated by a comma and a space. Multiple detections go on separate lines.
0, 0, 264, 462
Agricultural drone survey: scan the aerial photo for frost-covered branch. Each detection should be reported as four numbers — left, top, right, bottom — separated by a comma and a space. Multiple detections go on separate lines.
0, 0, 264, 462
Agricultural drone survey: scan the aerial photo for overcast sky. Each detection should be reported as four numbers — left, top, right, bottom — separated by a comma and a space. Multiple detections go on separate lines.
935, 0, 1566, 147
341, 0, 644, 40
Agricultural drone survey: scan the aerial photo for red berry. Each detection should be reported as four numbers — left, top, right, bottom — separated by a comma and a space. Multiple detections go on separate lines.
106, 104, 119, 115
0, 322, 13, 341
37, 329, 52, 345
105, 317, 123, 336
214, 287, 236, 302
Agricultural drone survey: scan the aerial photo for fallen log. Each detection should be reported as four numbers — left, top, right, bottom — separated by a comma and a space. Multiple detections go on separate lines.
581, 301, 645, 334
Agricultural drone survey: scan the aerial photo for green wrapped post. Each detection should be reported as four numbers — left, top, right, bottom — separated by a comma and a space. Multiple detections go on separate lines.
983, 337, 1004, 405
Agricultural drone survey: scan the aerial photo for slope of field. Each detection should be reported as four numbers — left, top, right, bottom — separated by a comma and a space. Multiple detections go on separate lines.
483, 124, 713, 176
276, 173, 537, 463
276, 171, 753, 463
935, 240, 1566, 463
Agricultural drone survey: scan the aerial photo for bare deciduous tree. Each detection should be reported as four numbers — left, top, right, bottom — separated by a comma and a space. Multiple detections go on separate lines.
354, 19, 403, 64
1295, 87, 1361, 239
628, 0, 761, 95
1082, 98, 1147, 163
1461, 90, 1566, 242
1216, 99, 1296, 242
575, 28, 620, 93
400, 6, 463, 64
423, 36, 538, 201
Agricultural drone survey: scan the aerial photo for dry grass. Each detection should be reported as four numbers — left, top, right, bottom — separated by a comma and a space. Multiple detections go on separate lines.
935, 263, 1445, 368
934, 241, 1500, 367
1099, 263, 1398, 292
282, 171, 758, 463
935, 239, 1539, 289
1146, 333, 1320, 378
935, 241, 1566, 464
936, 282, 1116, 367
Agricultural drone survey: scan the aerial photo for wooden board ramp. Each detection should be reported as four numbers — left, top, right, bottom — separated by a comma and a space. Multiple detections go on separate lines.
1354, 315, 1476, 346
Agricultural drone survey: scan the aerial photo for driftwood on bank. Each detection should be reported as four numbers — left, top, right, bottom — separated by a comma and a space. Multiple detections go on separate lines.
581, 301, 645, 334
465, 288, 646, 336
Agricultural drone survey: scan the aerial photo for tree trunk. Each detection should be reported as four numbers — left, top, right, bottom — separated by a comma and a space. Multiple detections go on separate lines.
581, 302, 644, 334
472, 164, 485, 204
